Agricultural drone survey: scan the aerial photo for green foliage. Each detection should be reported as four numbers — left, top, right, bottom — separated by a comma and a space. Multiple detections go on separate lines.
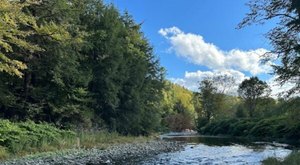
198, 96, 300, 141
75, 130, 151, 149
84, 6, 164, 135
0, 0, 73, 77
238, 77, 270, 117
0, 120, 75, 153
263, 151, 300, 165
0, 0, 37, 77
0, 120, 152, 160
0, 0, 299, 144
235, 104, 247, 118
230, 119, 256, 136
0, 0, 164, 135
199, 116, 300, 141
161, 82, 196, 131
196, 117, 209, 131
164, 101, 195, 131
0, 146, 9, 160
217, 95, 241, 119
196, 79, 222, 121
161, 81, 196, 116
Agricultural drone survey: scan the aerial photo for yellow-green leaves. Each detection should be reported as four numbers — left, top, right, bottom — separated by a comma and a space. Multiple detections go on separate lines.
0, 0, 72, 77
0, 53, 27, 77
0, 1, 39, 77
36, 22, 71, 41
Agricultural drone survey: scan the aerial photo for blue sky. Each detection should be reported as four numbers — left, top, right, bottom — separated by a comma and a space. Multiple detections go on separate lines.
105, 0, 286, 95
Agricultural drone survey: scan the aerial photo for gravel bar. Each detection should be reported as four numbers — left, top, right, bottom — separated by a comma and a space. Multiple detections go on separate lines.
1, 140, 184, 165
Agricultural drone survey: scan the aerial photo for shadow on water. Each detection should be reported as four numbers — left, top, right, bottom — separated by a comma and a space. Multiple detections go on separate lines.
161, 134, 300, 150
164, 135, 250, 146
134, 134, 298, 165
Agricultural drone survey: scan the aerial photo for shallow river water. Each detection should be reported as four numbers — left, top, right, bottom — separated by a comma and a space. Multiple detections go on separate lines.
139, 135, 295, 165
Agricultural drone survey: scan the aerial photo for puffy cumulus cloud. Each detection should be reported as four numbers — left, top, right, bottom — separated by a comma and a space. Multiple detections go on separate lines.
159, 27, 273, 75
170, 69, 248, 95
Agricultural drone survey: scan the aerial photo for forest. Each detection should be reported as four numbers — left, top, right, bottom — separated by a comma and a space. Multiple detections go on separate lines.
0, 0, 201, 136
0, 0, 300, 161
0, 0, 166, 135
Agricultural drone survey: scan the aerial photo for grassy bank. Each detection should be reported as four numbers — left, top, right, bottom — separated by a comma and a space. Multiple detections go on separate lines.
0, 120, 151, 160
198, 116, 300, 141
262, 152, 300, 165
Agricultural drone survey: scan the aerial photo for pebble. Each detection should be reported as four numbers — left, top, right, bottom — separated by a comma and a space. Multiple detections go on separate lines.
1, 141, 184, 165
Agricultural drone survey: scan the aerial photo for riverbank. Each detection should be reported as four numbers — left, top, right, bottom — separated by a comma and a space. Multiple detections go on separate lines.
262, 151, 300, 165
0, 120, 153, 160
1, 140, 184, 165
198, 117, 300, 142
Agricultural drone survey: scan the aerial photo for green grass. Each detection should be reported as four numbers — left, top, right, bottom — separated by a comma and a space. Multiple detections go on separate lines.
77, 131, 151, 149
0, 120, 152, 161
0, 146, 9, 160
263, 152, 300, 165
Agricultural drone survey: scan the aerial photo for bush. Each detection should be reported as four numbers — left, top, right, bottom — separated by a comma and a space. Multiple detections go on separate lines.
196, 117, 209, 130
230, 120, 256, 136
249, 119, 277, 137
0, 120, 153, 160
235, 104, 247, 118
263, 151, 300, 165
0, 120, 75, 153
200, 118, 238, 135
199, 117, 300, 141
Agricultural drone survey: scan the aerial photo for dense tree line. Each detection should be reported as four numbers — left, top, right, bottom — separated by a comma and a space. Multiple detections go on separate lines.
195, 75, 300, 140
0, 0, 164, 135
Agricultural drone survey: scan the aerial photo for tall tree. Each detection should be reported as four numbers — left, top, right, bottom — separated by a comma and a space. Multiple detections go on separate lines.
0, 0, 165, 135
238, 0, 300, 96
81, 2, 164, 134
197, 79, 221, 121
238, 77, 271, 117
0, 0, 91, 127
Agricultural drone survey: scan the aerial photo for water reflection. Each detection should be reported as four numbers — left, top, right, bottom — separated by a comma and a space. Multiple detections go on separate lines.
164, 135, 251, 146
140, 135, 293, 165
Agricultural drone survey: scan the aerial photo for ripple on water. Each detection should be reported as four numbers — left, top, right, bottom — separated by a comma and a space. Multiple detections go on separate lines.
141, 143, 292, 165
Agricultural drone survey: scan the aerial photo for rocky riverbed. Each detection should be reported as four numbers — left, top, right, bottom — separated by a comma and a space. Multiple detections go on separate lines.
1, 140, 184, 165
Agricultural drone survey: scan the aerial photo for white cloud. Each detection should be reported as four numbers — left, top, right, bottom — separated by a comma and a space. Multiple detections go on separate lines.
160, 27, 291, 97
170, 69, 296, 98
158, 27, 182, 37
170, 69, 248, 95
267, 77, 298, 98
159, 27, 273, 75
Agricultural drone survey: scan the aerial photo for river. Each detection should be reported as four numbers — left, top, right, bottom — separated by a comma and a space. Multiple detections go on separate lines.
138, 134, 296, 165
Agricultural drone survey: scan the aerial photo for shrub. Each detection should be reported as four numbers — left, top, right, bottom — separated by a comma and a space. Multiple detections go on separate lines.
0, 120, 75, 153
230, 120, 256, 136
199, 116, 300, 141
196, 117, 209, 130
263, 151, 300, 165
